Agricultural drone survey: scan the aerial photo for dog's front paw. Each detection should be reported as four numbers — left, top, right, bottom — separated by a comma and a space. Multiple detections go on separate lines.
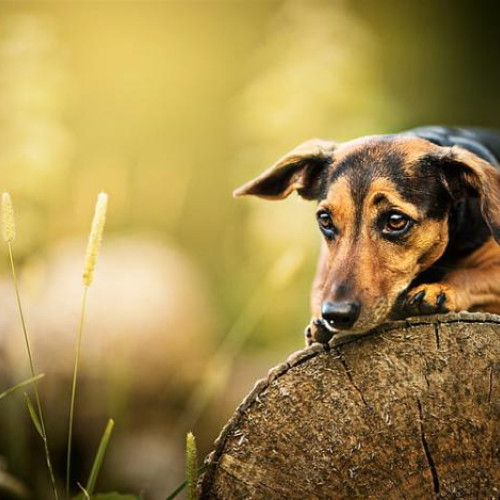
304, 319, 334, 346
403, 283, 457, 317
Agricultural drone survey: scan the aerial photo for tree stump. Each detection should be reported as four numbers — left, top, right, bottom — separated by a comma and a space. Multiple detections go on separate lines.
200, 312, 500, 499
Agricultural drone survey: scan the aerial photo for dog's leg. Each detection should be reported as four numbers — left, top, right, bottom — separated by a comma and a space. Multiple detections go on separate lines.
404, 238, 500, 315
305, 241, 332, 345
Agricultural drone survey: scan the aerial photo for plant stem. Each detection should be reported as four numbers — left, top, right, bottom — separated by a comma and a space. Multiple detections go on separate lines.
8, 243, 59, 500
66, 285, 89, 498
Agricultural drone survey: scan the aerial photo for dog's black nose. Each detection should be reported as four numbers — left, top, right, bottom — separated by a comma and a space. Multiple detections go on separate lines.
321, 300, 360, 329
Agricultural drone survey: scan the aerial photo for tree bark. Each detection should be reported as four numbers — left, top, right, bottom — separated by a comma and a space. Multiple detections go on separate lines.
200, 312, 500, 499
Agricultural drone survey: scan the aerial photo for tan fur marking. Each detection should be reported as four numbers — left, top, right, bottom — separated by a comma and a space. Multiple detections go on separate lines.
318, 176, 355, 236
442, 237, 500, 311
365, 178, 422, 221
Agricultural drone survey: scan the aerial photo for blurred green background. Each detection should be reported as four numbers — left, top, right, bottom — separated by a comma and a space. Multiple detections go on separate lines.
0, 0, 499, 498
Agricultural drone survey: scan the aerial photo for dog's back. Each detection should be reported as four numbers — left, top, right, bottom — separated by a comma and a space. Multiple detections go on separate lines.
406, 125, 500, 166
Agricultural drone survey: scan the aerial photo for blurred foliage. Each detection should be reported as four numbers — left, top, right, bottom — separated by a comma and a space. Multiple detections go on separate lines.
0, 0, 498, 498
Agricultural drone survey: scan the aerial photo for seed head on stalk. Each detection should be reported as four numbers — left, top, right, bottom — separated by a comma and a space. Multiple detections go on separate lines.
82, 192, 107, 287
67, 191, 108, 496
2, 192, 16, 243
186, 432, 199, 500
2, 192, 59, 499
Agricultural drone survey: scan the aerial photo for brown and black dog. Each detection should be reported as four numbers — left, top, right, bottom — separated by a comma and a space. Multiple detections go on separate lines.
234, 126, 500, 344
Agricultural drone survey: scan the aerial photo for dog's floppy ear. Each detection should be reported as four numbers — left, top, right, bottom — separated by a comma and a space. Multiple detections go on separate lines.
432, 146, 500, 243
233, 139, 336, 200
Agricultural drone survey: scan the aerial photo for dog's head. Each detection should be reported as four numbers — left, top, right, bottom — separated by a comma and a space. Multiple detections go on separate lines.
234, 134, 500, 334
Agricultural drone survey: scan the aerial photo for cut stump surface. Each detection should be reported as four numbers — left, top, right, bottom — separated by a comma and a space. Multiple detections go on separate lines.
200, 313, 500, 499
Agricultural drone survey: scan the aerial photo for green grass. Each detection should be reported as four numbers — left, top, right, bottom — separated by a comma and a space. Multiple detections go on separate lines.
0, 374, 44, 402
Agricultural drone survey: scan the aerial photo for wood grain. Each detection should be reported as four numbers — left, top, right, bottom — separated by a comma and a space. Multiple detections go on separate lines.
200, 313, 500, 499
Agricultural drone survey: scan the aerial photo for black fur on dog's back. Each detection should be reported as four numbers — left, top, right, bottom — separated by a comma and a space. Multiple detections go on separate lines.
405, 125, 500, 166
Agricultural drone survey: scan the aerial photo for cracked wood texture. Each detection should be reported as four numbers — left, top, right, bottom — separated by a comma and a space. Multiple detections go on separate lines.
200, 313, 500, 499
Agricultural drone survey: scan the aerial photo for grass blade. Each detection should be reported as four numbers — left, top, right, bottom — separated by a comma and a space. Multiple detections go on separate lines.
0, 373, 44, 402
4, 202, 59, 499
85, 418, 115, 495
24, 392, 43, 437
165, 466, 206, 500
77, 482, 91, 500
165, 480, 186, 500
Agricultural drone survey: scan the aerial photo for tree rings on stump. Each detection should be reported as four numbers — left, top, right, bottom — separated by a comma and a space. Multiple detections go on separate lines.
200, 312, 500, 499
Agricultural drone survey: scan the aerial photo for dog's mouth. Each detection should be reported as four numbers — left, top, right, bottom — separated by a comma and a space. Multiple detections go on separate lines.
318, 317, 337, 333
312, 318, 369, 344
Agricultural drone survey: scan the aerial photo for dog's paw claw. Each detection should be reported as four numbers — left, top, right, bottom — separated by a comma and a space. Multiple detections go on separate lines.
403, 283, 454, 317
410, 289, 425, 306
436, 292, 446, 309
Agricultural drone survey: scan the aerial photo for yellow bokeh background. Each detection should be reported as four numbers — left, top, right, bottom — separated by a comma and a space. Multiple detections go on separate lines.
0, 1, 498, 498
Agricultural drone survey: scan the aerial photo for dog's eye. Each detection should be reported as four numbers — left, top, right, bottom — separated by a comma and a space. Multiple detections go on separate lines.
316, 210, 337, 239
382, 211, 412, 236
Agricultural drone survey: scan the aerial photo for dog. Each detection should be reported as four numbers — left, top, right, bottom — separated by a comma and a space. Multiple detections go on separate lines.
234, 126, 500, 344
